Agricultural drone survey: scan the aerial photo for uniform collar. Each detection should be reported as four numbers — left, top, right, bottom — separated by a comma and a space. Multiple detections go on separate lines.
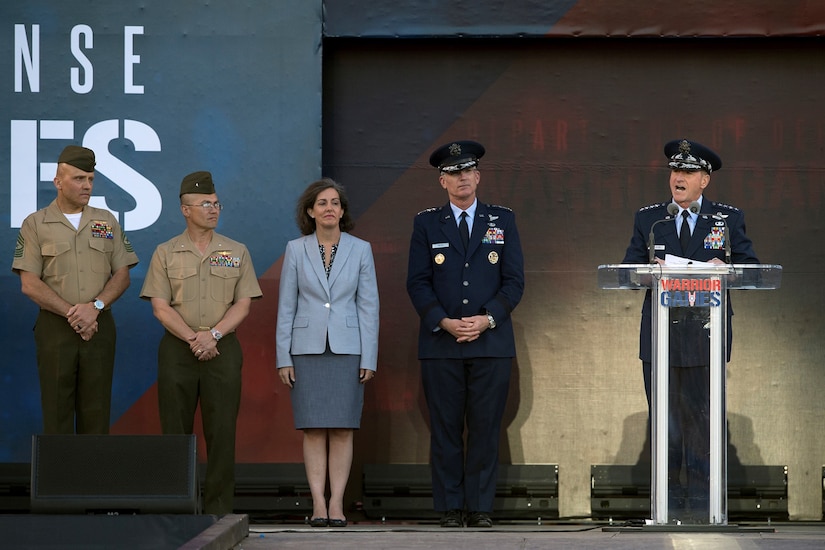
449, 198, 478, 220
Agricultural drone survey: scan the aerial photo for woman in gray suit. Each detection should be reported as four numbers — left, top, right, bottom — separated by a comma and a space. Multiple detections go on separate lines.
276, 178, 379, 527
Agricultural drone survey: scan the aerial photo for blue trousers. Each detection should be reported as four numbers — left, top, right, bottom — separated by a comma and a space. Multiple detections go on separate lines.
421, 357, 511, 513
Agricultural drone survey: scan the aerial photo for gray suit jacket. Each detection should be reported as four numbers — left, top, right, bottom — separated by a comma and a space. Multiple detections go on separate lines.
276, 232, 379, 371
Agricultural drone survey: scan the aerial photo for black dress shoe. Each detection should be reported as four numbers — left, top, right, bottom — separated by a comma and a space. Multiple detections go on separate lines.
328, 518, 348, 527
440, 509, 464, 528
308, 517, 329, 527
466, 511, 492, 528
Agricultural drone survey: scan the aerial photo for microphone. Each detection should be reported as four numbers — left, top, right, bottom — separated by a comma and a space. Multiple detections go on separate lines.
692, 201, 732, 263
688, 201, 701, 215
647, 203, 680, 263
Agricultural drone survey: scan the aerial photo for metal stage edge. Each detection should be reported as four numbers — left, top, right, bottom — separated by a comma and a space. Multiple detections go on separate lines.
602, 522, 776, 534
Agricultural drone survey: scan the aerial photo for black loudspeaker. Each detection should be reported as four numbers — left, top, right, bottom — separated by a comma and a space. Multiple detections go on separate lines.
362, 464, 559, 520
0, 463, 31, 512
590, 464, 788, 521
206, 463, 312, 517
30, 434, 199, 514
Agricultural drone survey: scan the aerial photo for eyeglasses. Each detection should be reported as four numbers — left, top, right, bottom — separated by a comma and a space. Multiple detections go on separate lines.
184, 201, 223, 211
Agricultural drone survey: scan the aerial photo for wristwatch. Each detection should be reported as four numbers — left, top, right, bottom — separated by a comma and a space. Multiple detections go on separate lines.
210, 328, 223, 341
93, 299, 105, 311
486, 312, 496, 329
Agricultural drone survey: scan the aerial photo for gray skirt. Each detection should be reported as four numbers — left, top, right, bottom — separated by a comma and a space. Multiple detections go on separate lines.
290, 348, 364, 429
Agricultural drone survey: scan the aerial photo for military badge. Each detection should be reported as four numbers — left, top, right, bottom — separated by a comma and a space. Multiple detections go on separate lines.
122, 232, 135, 253
434, 253, 445, 265
210, 251, 241, 267
488, 251, 499, 264
91, 221, 114, 239
14, 233, 24, 259
482, 227, 505, 245
703, 227, 725, 250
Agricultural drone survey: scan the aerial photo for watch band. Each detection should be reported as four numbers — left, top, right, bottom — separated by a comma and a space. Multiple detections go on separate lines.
486, 312, 496, 329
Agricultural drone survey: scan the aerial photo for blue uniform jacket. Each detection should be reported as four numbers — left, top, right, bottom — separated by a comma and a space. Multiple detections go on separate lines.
406, 201, 524, 359
622, 198, 759, 365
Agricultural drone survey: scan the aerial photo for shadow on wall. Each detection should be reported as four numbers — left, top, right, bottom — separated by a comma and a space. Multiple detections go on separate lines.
613, 410, 766, 468
500, 319, 532, 464
405, 319, 531, 465
411, 357, 527, 464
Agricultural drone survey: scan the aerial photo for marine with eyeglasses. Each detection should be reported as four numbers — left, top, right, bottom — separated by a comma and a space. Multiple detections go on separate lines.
140, 170, 262, 514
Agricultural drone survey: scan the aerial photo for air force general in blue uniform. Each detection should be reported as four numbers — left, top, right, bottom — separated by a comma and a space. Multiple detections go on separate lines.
622, 139, 759, 520
407, 140, 524, 528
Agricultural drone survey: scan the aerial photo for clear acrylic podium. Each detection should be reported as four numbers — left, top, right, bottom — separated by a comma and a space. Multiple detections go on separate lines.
598, 263, 782, 526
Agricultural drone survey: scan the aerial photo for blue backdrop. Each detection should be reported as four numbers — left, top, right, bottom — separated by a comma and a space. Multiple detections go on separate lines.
1, 1, 322, 461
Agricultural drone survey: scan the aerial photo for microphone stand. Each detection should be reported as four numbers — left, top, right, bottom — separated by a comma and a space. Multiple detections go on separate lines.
648, 204, 680, 263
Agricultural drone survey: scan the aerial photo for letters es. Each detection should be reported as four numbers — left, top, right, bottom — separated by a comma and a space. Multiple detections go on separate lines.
11, 24, 161, 232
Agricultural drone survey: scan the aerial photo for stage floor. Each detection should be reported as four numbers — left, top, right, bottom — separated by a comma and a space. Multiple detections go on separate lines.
234, 521, 825, 550
0, 514, 247, 550
3, 515, 823, 549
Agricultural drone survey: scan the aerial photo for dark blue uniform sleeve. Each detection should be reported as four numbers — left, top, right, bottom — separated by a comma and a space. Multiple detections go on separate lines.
622, 210, 652, 264
483, 210, 524, 325
406, 213, 449, 332
406, 204, 525, 359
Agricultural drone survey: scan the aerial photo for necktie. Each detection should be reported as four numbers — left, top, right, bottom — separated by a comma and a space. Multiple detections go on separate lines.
680, 210, 691, 254
459, 211, 470, 250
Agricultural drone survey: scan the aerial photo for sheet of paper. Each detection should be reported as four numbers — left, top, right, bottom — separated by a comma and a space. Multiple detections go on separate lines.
664, 254, 714, 267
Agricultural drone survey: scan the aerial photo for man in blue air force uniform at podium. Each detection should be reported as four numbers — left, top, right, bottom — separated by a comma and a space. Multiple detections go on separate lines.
622, 139, 759, 520
407, 140, 524, 528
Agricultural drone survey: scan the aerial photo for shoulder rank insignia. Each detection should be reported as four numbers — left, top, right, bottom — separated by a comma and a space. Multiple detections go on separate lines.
639, 202, 667, 212
711, 201, 741, 213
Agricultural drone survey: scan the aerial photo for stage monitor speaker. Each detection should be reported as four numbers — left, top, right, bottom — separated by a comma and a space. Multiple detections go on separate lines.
362, 463, 559, 520
217, 463, 312, 516
590, 464, 788, 521
30, 434, 199, 514
0, 463, 31, 512
361, 464, 437, 520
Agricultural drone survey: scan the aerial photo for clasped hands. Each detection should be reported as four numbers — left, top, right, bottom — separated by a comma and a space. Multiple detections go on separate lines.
66, 303, 99, 341
188, 331, 220, 362
440, 315, 489, 343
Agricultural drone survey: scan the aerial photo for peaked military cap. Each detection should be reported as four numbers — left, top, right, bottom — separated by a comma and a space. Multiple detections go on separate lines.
179, 170, 216, 196
664, 139, 722, 173
429, 140, 486, 173
58, 145, 96, 172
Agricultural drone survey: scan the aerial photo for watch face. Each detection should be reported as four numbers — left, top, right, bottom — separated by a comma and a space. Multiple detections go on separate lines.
94, 300, 104, 310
